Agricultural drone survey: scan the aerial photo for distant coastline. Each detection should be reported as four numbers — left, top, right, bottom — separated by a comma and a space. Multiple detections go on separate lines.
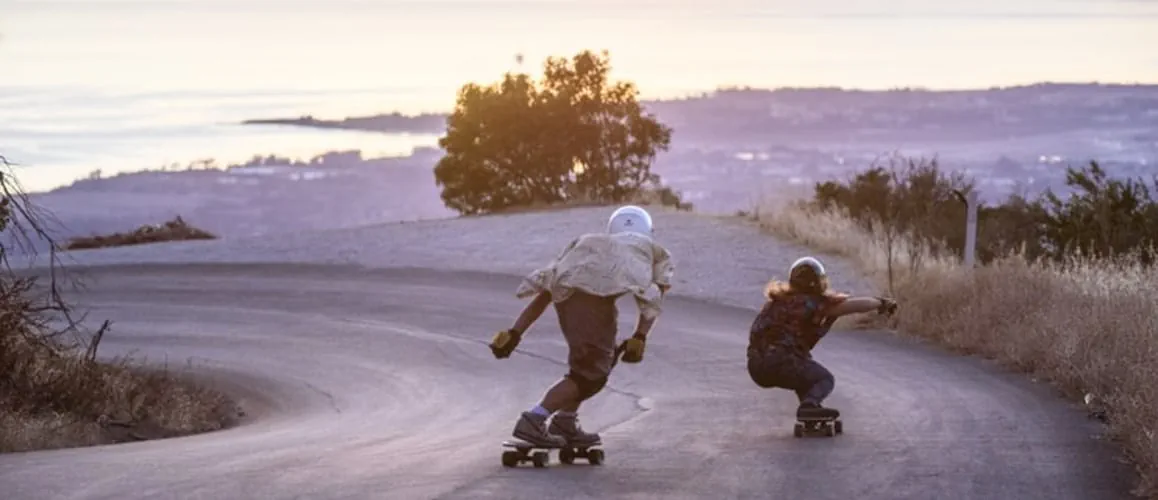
239, 82, 1158, 147
242, 112, 447, 134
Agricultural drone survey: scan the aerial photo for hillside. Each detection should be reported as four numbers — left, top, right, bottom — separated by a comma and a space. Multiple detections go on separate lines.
25, 150, 456, 249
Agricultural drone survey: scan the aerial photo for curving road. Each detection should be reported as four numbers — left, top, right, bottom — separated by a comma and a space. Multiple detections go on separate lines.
0, 263, 1136, 499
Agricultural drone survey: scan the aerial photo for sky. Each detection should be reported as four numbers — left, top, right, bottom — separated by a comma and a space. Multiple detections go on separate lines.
0, 0, 1156, 192
2, 0, 1156, 110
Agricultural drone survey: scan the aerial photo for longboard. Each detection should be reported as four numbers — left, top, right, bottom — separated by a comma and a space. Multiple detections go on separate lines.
793, 416, 843, 438
501, 439, 605, 467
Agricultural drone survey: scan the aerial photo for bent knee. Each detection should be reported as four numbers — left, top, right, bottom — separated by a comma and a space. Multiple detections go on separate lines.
805, 362, 835, 383
567, 370, 609, 401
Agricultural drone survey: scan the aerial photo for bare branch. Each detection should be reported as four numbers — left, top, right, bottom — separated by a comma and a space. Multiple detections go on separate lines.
0, 155, 102, 355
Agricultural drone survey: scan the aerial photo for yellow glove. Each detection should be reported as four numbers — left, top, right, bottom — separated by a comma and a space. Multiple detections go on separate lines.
877, 297, 898, 316
489, 329, 522, 359
619, 333, 647, 364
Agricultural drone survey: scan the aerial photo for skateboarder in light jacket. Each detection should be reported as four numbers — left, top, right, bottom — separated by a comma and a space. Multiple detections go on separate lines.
488, 205, 674, 448
747, 256, 897, 419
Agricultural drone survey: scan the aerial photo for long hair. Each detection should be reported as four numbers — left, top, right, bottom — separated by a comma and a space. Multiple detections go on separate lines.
764, 279, 794, 300
763, 279, 841, 301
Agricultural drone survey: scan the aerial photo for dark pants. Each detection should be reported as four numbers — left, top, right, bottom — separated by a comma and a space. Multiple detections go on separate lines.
747, 348, 835, 406
554, 289, 620, 382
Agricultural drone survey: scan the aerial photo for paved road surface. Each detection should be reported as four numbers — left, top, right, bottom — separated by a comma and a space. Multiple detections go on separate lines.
0, 264, 1136, 499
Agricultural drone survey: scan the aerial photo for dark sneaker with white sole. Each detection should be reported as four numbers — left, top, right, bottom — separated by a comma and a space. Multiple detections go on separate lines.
512, 411, 567, 447
548, 412, 601, 447
797, 402, 840, 419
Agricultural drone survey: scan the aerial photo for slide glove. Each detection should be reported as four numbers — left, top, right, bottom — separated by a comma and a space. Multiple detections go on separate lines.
489, 328, 522, 359
619, 332, 648, 364
877, 297, 898, 316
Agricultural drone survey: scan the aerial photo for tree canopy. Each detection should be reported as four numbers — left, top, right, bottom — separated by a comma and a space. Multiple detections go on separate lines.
433, 50, 678, 215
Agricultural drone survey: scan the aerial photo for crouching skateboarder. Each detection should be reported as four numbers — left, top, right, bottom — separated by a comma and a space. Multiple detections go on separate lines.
488, 205, 675, 448
747, 256, 897, 420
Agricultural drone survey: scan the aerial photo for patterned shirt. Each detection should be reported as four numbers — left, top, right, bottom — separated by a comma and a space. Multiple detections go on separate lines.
747, 292, 848, 358
516, 232, 675, 320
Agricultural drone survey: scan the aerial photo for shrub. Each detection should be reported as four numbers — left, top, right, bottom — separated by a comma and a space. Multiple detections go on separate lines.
65, 216, 216, 251
810, 154, 1158, 266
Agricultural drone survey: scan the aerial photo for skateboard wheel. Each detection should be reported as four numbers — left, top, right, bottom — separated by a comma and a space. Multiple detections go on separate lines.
793, 423, 804, 438
587, 449, 604, 465
501, 450, 519, 467
559, 448, 575, 464
531, 451, 549, 468
824, 424, 835, 437
834, 420, 843, 434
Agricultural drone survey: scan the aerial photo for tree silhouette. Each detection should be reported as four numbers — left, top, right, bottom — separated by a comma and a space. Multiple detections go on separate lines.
434, 50, 673, 215
1039, 161, 1158, 262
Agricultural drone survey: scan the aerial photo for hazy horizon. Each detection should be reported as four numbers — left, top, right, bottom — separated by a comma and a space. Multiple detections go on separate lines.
2, 0, 1156, 192
4, 0, 1157, 106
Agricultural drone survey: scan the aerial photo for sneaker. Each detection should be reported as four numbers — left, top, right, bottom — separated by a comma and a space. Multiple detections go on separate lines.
548, 412, 601, 447
796, 401, 840, 420
512, 411, 566, 447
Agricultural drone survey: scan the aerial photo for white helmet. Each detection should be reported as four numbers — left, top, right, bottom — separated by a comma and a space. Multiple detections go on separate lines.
789, 256, 828, 294
607, 205, 653, 236
790, 256, 826, 277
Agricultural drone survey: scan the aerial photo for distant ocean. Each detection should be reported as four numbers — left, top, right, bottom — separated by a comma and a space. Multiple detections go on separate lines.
1, 86, 444, 193
3, 0, 1155, 193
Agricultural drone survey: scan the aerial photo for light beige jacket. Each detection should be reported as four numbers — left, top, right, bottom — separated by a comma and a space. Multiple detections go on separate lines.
516, 232, 675, 320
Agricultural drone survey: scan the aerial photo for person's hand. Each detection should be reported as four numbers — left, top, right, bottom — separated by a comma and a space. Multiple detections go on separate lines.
619, 333, 647, 363
877, 297, 898, 316
489, 328, 522, 359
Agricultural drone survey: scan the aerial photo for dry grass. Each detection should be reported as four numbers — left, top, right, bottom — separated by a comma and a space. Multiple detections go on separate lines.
0, 278, 239, 453
754, 200, 1158, 497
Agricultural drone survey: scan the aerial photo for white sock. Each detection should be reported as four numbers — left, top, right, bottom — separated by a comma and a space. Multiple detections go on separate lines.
529, 405, 551, 417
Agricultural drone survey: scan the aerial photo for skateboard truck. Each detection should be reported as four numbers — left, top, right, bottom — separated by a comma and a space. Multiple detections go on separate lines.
501, 440, 604, 468
794, 416, 843, 438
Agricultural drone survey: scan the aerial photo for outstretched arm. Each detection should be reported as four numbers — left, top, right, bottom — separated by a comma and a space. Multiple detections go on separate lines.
824, 296, 891, 318
510, 291, 552, 334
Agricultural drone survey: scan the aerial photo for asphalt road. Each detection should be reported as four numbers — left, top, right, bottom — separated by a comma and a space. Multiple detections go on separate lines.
0, 263, 1137, 499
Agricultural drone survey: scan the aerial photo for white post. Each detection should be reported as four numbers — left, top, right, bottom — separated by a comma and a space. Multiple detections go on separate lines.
964, 191, 979, 269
